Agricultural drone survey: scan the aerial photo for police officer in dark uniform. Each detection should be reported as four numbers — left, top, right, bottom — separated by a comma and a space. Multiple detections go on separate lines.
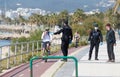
106, 23, 116, 62
88, 23, 103, 60
54, 20, 73, 61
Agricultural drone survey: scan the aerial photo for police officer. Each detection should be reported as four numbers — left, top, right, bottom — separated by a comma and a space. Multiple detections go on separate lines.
106, 23, 116, 62
54, 20, 73, 62
88, 22, 103, 60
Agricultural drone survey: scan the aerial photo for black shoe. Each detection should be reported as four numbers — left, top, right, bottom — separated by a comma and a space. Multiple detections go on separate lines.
88, 58, 91, 60
106, 60, 112, 62
95, 58, 99, 60
45, 59, 47, 62
111, 59, 115, 62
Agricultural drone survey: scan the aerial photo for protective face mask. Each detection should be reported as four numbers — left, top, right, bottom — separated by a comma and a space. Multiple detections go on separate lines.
94, 27, 98, 30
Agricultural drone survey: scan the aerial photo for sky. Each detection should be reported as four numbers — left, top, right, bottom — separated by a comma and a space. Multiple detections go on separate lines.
0, 0, 115, 12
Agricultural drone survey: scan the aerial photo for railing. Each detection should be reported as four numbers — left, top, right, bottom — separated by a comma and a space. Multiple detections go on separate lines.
0, 39, 61, 72
30, 56, 78, 77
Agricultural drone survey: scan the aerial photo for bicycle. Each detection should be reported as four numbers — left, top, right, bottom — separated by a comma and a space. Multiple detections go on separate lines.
42, 41, 51, 62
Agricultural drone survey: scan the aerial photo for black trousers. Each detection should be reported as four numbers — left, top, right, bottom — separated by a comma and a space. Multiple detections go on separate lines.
61, 41, 69, 59
107, 43, 115, 60
89, 42, 99, 59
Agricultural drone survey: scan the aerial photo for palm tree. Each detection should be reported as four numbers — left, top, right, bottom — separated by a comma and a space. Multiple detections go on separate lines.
72, 9, 85, 23
28, 13, 43, 26
18, 15, 26, 25
36, 14, 43, 26
28, 14, 35, 26
47, 13, 58, 27
59, 10, 69, 21
112, 0, 120, 28
42, 14, 49, 25
113, 0, 120, 14
105, 8, 120, 28
4, 17, 12, 25
104, 9, 113, 23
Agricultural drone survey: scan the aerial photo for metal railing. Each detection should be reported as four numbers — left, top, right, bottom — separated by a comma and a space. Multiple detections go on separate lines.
29, 56, 78, 77
0, 39, 61, 72
0, 40, 42, 70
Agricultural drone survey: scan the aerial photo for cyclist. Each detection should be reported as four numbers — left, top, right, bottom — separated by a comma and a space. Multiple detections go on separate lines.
41, 28, 52, 56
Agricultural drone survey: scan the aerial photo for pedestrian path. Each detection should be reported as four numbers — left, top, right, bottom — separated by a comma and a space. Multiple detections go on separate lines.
54, 41, 120, 77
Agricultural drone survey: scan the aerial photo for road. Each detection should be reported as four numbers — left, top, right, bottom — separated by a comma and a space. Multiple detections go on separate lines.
0, 47, 81, 77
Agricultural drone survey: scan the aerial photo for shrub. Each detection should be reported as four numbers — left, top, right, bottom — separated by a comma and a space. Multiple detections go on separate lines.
79, 41, 88, 46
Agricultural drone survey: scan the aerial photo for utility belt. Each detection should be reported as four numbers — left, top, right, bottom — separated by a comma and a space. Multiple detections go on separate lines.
91, 39, 100, 43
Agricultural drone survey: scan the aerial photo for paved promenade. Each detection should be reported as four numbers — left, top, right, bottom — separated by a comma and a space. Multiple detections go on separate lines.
1, 41, 120, 77
54, 41, 120, 77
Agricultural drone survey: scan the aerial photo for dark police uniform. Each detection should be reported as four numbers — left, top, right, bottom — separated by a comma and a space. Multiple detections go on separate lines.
54, 25, 73, 61
106, 29, 116, 61
88, 29, 103, 60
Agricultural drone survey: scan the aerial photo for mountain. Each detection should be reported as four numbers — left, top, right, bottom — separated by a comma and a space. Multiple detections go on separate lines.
0, 0, 115, 12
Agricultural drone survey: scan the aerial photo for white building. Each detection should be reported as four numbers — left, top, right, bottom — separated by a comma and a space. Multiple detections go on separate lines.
84, 9, 100, 15
5, 8, 51, 19
5, 10, 18, 19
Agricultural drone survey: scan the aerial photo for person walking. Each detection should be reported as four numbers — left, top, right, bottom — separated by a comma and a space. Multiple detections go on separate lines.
54, 20, 73, 62
88, 22, 103, 60
74, 31, 80, 48
106, 23, 116, 62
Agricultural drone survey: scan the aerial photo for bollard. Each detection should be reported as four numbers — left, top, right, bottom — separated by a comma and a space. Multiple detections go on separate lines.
30, 56, 40, 77
30, 56, 78, 77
